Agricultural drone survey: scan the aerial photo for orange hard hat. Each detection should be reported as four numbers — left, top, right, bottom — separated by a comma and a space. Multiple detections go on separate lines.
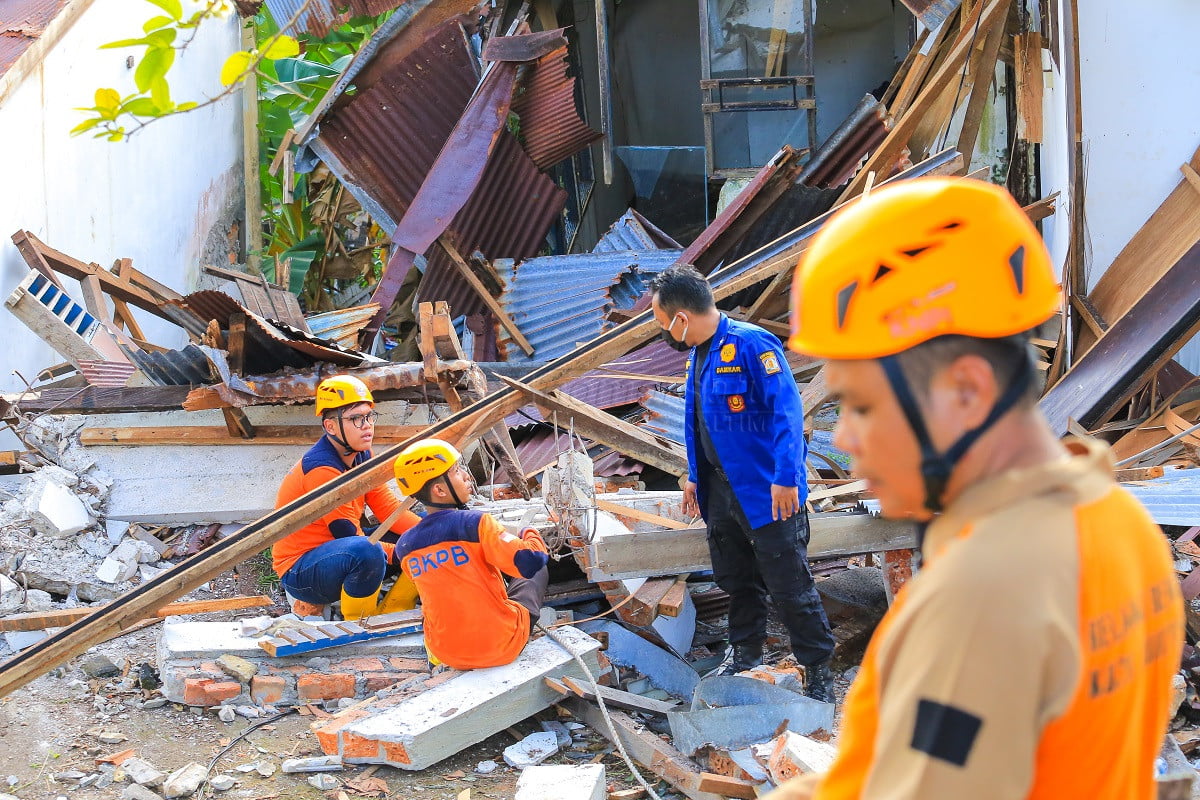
788, 177, 1061, 359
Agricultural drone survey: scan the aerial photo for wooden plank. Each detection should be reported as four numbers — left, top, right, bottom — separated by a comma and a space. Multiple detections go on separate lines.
807, 479, 868, 502
697, 773, 757, 800
954, 10, 1007, 167
1041, 238, 1200, 434
2, 386, 193, 415
227, 312, 248, 376
79, 425, 427, 446
1078, 144, 1200, 356
111, 260, 148, 341
625, 576, 679, 627
586, 513, 918, 581
0, 595, 274, 632
657, 574, 691, 618
564, 701, 722, 800
1114, 466, 1166, 483
550, 676, 679, 714
840, 0, 1010, 201
0, 152, 919, 699
439, 239, 535, 356
1070, 293, 1109, 340
221, 408, 257, 440
501, 376, 689, 477
78, 274, 111, 324
594, 499, 690, 529
1014, 31, 1044, 142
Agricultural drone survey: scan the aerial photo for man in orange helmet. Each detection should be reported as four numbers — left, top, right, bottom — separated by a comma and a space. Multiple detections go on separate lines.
769, 178, 1182, 799
273, 375, 422, 620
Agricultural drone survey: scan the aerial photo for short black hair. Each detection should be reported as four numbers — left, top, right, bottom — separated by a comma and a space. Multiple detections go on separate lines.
648, 264, 715, 315
321, 401, 371, 423
411, 482, 436, 505
895, 334, 1040, 408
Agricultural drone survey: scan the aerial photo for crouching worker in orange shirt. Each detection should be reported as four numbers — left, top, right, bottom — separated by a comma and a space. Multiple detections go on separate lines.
273, 376, 422, 620
391, 438, 550, 670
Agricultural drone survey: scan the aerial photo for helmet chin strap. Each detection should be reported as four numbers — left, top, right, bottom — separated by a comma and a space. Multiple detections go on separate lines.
326, 411, 356, 457
879, 349, 1032, 513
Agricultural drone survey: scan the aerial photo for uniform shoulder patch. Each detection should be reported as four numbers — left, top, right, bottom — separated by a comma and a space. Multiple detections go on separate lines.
759, 350, 782, 375
720, 343, 737, 363
910, 698, 982, 767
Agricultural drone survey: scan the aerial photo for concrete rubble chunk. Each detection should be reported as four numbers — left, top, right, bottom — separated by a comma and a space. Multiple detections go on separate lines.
216, 655, 257, 684
123, 784, 164, 800
20, 588, 53, 613
475, 760, 498, 775
29, 479, 90, 537
96, 555, 138, 585
208, 775, 235, 791
129, 525, 169, 555
514, 764, 605, 800
81, 654, 121, 679
217, 706, 236, 723
5, 629, 49, 651
312, 625, 603, 770
162, 762, 208, 798
504, 732, 560, 769
308, 774, 340, 790
766, 731, 836, 785
539, 720, 572, 748
106, 520, 131, 545
281, 756, 342, 773
0, 575, 21, 612
121, 758, 166, 787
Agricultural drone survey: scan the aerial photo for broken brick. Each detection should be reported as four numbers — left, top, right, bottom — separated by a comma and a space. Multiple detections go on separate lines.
250, 675, 286, 705
203, 681, 242, 705
387, 657, 429, 673
298, 673, 355, 701
332, 657, 385, 673
182, 678, 214, 706
362, 672, 416, 694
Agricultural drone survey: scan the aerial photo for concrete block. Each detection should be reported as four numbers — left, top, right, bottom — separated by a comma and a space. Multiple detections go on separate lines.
504, 732, 559, 769
0, 574, 21, 612
766, 731, 836, 785
29, 480, 90, 537
217, 655, 257, 684
162, 762, 207, 798
96, 556, 137, 585
313, 626, 602, 770
514, 764, 605, 800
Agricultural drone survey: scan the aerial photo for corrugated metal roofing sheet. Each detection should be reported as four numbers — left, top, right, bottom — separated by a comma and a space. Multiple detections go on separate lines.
1122, 470, 1200, 526
122, 344, 213, 386
77, 360, 137, 388
304, 304, 380, 349
261, 0, 404, 37
0, 0, 69, 77
513, 426, 642, 478
593, 209, 682, 253
639, 390, 685, 444
499, 249, 681, 362
510, 45, 601, 170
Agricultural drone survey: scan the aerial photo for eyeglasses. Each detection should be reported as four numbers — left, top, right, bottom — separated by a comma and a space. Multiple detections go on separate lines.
343, 411, 379, 429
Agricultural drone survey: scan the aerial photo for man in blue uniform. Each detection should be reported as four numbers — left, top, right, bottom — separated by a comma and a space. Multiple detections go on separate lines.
649, 264, 835, 702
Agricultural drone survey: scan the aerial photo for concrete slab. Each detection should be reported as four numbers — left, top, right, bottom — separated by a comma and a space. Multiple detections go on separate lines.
514, 764, 605, 800
313, 626, 602, 771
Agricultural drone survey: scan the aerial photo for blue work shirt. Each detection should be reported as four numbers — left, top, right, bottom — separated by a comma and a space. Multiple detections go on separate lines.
685, 314, 808, 529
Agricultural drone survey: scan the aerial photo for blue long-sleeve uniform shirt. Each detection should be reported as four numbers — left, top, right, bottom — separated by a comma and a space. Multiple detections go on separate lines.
685, 314, 808, 529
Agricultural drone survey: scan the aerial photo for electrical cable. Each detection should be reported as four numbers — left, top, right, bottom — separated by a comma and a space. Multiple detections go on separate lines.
196, 707, 299, 798
536, 622, 664, 800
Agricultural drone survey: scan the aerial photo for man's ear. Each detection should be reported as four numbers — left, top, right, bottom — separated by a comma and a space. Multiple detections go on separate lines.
944, 354, 1000, 427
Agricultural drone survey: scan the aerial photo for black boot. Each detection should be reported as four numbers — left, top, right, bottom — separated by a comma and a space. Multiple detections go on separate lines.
706, 643, 763, 678
804, 660, 835, 704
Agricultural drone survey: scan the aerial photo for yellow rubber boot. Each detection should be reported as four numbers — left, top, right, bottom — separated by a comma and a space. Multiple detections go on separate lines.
339, 587, 380, 621
376, 572, 419, 614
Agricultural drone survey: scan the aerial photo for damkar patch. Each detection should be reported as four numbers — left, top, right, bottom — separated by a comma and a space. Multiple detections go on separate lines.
759, 351, 782, 375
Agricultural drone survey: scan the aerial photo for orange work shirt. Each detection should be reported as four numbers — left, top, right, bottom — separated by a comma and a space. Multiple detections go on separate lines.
272, 435, 420, 578
768, 438, 1183, 800
393, 508, 549, 670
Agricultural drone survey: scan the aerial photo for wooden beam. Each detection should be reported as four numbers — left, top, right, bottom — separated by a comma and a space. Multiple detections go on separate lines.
563, 701, 722, 800
656, 573, 691, 618
954, 10, 1007, 168
840, 0, 1010, 201
3, 386, 192, 415
625, 575, 679, 626
586, 513, 918, 580
696, 773, 758, 800
227, 312, 248, 376
0, 152, 933, 699
438, 239, 535, 356
0, 595, 273, 632
545, 676, 679, 714
1069, 292, 1109, 341
221, 407, 257, 440
78, 274, 112, 324
594, 499, 691, 529
79, 425, 426, 447
1013, 31, 1044, 143
1114, 466, 1165, 483
500, 375, 689, 476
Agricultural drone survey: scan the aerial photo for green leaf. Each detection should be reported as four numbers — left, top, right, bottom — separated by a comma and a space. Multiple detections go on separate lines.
261, 35, 300, 60
176, 101, 198, 111
122, 97, 161, 116
107, 129, 125, 142
94, 88, 121, 111
144, 28, 177, 47
134, 46, 174, 92
149, 78, 172, 110
142, 15, 173, 32
220, 51, 254, 86
143, 0, 183, 21
70, 117, 101, 135
99, 37, 152, 49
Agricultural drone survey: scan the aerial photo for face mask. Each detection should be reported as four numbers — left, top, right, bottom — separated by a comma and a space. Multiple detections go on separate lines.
661, 314, 691, 352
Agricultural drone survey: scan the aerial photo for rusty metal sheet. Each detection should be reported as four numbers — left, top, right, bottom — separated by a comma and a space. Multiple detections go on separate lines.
593, 209, 681, 253
798, 94, 889, 190
0, 0, 69, 77
176, 291, 368, 371
77, 360, 137, 389
366, 59, 520, 336
511, 45, 603, 171
480, 28, 567, 62
119, 344, 212, 386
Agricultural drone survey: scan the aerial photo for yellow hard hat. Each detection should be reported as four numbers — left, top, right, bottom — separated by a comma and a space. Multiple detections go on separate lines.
394, 439, 462, 494
315, 375, 374, 416
789, 177, 1061, 359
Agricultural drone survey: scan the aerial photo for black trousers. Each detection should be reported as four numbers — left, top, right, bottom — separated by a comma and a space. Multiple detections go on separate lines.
704, 469, 835, 666
507, 565, 550, 632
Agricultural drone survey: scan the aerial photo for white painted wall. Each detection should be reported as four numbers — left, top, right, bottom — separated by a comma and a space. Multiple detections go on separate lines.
1073, 0, 1200, 370
0, 0, 245, 394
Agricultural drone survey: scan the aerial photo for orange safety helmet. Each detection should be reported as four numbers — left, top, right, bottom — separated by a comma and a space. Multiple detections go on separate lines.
789, 177, 1061, 360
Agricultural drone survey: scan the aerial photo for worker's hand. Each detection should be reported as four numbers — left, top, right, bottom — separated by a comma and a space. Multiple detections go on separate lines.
682, 480, 700, 519
771, 484, 800, 521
